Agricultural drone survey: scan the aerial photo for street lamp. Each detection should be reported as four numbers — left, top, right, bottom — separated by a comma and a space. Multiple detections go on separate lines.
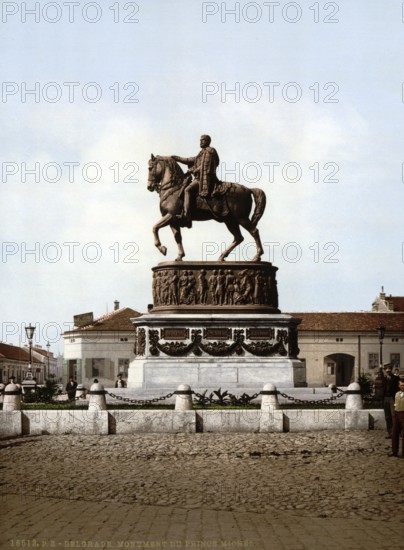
377, 325, 386, 368
22, 323, 37, 395
374, 325, 386, 400
46, 341, 50, 379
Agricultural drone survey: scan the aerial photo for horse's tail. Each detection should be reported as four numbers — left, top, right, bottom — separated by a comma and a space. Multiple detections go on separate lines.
250, 188, 266, 228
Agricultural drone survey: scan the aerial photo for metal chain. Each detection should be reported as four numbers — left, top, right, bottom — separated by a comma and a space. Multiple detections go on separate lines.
335, 387, 346, 393
278, 391, 345, 405
60, 391, 87, 401
7, 385, 357, 407
106, 391, 175, 405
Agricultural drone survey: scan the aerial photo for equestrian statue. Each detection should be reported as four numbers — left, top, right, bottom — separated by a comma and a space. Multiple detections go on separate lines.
147, 134, 266, 262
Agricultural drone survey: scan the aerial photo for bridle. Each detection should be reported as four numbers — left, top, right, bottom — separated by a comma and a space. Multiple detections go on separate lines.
148, 158, 162, 193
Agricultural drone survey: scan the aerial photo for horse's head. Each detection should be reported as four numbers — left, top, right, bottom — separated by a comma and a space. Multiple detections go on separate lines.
148, 154, 184, 193
147, 154, 163, 192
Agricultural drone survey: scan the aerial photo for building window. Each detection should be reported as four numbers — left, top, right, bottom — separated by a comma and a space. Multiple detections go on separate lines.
391, 338, 399, 342
67, 359, 78, 380
390, 353, 400, 368
336, 338, 344, 342
92, 359, 106, 378
120, 338, 128, 342
118, 358, 130, 377
327, 362, 335, 375
368, 353, 379, 370
70, 338, 75, 343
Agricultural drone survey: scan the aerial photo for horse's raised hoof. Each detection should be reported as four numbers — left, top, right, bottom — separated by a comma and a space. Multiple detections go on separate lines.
159, 246, 167, 256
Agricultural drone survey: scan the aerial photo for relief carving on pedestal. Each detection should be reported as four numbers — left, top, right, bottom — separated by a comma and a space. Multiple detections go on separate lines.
148, 327, 288, 358
288, 326, 300, 358
134, 327, 146, 356
152, 267, 277, 308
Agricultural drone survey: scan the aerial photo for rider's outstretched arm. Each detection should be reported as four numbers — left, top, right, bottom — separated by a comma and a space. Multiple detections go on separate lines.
171, 155, 195, 167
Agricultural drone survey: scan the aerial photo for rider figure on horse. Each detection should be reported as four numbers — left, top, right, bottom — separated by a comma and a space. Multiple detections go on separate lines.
172, 135, 220, 227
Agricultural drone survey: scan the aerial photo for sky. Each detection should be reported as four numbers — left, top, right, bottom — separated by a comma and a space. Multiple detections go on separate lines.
1, 1, 403, 353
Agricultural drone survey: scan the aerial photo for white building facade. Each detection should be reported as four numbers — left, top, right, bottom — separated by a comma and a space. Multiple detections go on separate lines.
293, 311, 404, 387
62, 305, 141, 387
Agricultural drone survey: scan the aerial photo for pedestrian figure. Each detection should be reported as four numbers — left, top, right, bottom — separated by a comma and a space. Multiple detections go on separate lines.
115, 374, 127, 388
389, 378, 404, 457
381, 363, 399, 438
66, 377, 77, 401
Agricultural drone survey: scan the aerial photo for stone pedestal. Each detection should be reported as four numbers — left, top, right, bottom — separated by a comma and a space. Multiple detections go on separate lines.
129, 312, 305, 391
129, 261, 306, 392
150, 260, 279, 314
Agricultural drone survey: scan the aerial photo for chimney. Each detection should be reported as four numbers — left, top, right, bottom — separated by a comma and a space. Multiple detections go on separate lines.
114, 300, 120, 311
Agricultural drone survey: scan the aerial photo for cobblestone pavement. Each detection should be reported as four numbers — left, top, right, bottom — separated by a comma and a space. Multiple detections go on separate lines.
1, 431, 403, 549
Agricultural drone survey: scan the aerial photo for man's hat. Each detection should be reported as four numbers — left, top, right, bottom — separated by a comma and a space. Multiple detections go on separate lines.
383, 363, 392, 369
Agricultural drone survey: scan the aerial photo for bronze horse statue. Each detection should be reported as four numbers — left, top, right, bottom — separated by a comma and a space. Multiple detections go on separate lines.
147, 154, 266, 262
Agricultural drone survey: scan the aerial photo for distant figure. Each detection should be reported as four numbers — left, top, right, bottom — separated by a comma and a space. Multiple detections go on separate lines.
393, 367, 400, 377
389, 378, 404, 457
66, 377, 78, 401
115, 374, 127, 388
381, 364, 399, 437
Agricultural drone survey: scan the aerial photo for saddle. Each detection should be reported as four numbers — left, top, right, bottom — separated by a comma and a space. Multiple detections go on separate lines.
177, 178, 232, 227
197, 184, 231, 218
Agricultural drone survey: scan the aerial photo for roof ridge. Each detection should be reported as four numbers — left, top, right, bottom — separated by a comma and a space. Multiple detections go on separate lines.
81, 307, 140, 330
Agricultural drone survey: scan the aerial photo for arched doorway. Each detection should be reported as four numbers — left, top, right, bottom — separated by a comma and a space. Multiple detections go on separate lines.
324, 353, 355, 386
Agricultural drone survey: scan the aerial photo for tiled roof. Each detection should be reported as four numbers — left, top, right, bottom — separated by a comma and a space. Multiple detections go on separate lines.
65, 307, 142, 334
288, 312, 404, 332
0, 343, 42, 363
33, 347, 52, 358
388, 296, 404, 312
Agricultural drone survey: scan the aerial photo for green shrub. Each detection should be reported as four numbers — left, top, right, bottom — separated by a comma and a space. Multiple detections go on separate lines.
23, 375, 62, 404
357, 373, 374, 401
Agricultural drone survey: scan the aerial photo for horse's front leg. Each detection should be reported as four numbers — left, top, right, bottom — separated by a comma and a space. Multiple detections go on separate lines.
170, 224, 185, 261
153, 213, 173, 256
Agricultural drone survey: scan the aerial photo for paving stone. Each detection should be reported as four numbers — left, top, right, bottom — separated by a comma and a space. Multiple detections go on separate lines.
0, 431, 402, 549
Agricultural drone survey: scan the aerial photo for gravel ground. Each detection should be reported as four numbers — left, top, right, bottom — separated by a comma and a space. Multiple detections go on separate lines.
1, 431, 402, 522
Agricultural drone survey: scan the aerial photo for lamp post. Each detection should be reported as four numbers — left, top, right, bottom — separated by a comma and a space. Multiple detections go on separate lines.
374, 325, 386, 400
22, 323, 37, 395
377, 325, 386, 368
46, 341, 50, 379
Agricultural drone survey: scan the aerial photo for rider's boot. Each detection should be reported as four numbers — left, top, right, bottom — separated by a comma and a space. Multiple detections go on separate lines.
175, 211, 192, 228
183, 212, 192, 228
181, 190, 193, 228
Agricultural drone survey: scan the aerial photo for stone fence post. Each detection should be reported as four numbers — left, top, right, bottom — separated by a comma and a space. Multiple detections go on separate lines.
88, 382, 107, 411
3, 383, 22, 411
175, 384, 193, 411
261, 383, 280, 411
345, 382, 363, 410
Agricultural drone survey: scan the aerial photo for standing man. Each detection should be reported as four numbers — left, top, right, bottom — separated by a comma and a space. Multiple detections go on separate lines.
66, 377, 77, 401
115, 374, 127, 388
381, 363, 399, 437
389, 378, 404, 457
172, 135, 220, 225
